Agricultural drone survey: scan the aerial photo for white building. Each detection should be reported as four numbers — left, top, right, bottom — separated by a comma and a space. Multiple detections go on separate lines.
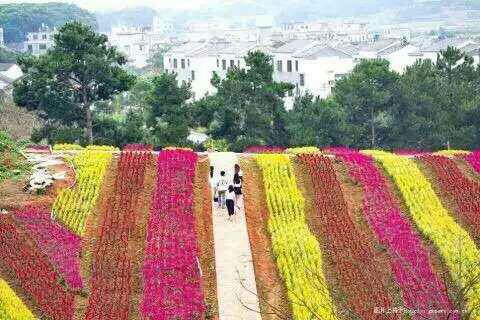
272, 40, 355, 107
164, 39, 356, 107
279, 21, 372, 42
24, 24, 56, 56
108, 26, 151, 69
0, 28, 4, 47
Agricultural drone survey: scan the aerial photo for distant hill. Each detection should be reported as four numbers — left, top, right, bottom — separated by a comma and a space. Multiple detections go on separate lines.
0, 3, 97, 44
95, 7, 158, 32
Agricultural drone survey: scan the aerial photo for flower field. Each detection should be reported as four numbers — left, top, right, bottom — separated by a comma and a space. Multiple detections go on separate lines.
420, 154, 480, 244
297, 153, 396, 319
256, 154, 337, 320
1, 146, 480, 320
141, 150, 205, 319
329, 148, 453, 316
51, 150, 112, 235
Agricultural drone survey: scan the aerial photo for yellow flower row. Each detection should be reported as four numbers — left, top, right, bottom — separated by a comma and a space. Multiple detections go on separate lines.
365, 150, 480, 317
85, 145, 119, 151
53, 143, 84, 151
284, 146, 320, 154
0, 279, 35, 320
52, 150, 112, 235
256, 154, 337, 320
433, 150, 471, 156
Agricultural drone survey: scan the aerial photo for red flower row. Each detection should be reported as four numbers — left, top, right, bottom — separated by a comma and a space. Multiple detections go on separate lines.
297, 154, 395, 319
420, 155, 480, 244
141, 150, 205, 320
85, 151, 152, 320
0, 214, 75, 320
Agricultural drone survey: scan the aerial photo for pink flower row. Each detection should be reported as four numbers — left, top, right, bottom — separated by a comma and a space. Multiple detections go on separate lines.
15, 209, 83, 290
330, 148, 455, 318
141, 150, 205, 320
466, 150, 480, 174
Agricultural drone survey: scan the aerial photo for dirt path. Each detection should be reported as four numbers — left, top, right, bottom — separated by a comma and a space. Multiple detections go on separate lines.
208, 152, 261, 320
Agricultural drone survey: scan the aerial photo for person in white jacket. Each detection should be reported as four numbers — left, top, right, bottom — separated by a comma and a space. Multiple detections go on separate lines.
215, 171, 228, 209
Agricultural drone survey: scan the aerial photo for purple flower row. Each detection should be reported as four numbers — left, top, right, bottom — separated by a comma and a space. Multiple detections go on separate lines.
14, 208, 83, 290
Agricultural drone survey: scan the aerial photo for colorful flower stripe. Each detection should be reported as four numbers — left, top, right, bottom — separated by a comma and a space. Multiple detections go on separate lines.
85, 151, 152, 320
298, 154, 395, 319
14, 209, 83, 290
366, 150, 480, 317
330, 149, 454, 317
123, 143, 153, 151
420, 155, 480, 244
52, 150, 112, 235
141, 150, 205, 320
255, 154, 337, 320
466, 150, 480, 174
0, 278, 35, 320
0, 215, 75, 320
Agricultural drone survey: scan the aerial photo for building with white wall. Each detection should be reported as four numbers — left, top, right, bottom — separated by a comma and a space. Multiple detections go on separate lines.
108, 26, 151, 68
24, 24, 56, 56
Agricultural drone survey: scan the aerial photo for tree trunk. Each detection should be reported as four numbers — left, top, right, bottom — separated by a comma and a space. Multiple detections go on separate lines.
82, 87, 93, 145
371, 106, 375, 148
85, 105, 93, 144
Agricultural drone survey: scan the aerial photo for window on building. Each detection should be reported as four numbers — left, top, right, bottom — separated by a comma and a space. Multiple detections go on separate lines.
181, 59, 186, 69
173, 58, 178, 69
295, 60, 299, 72
216, 59, 219, 68
300, 74, 305, 86
39, 44, 47, 50
33, 34, 38, 40
237, 60, 240, 67
27, 45, 33, 52
287, 60, 292, 72
230, 60, 235, 68
42, 34, 47, 40
139, 45, 144, 51
277, 60, 283, 72
222, 59, 227, 70
191, 70, 195, 80
187, 59, 190, 67
169, 58, 171, 64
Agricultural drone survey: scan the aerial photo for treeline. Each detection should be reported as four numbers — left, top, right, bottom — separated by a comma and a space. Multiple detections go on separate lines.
11, 23, 480, 152
0, 3, 97, 44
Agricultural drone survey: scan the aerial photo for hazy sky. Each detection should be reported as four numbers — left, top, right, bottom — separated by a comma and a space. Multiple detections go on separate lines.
0, 0, 226, 11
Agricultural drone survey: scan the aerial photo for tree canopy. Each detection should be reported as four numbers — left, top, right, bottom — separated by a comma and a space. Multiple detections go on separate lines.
13, 22, 135, 144
0, 3, 97, 44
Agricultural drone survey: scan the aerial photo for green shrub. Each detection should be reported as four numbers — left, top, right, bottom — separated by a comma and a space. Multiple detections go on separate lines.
0, 131, 29, 182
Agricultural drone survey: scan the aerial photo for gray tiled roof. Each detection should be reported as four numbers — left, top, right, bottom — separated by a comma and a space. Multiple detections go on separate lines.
419, 38, 475, 52
272, 39, 314, 53
294, 44, 352, 59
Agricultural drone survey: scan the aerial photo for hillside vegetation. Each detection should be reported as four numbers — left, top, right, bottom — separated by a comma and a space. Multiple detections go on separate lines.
0, 3, 97, 44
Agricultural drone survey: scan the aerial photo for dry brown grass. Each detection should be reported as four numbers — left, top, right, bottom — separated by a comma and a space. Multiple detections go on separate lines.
193, 156, 219, 320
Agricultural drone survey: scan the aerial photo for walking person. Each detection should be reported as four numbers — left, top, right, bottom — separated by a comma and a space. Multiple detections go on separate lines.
233, 164, 243, 209
226, 185, 236, 221
216, 171, 228, 209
